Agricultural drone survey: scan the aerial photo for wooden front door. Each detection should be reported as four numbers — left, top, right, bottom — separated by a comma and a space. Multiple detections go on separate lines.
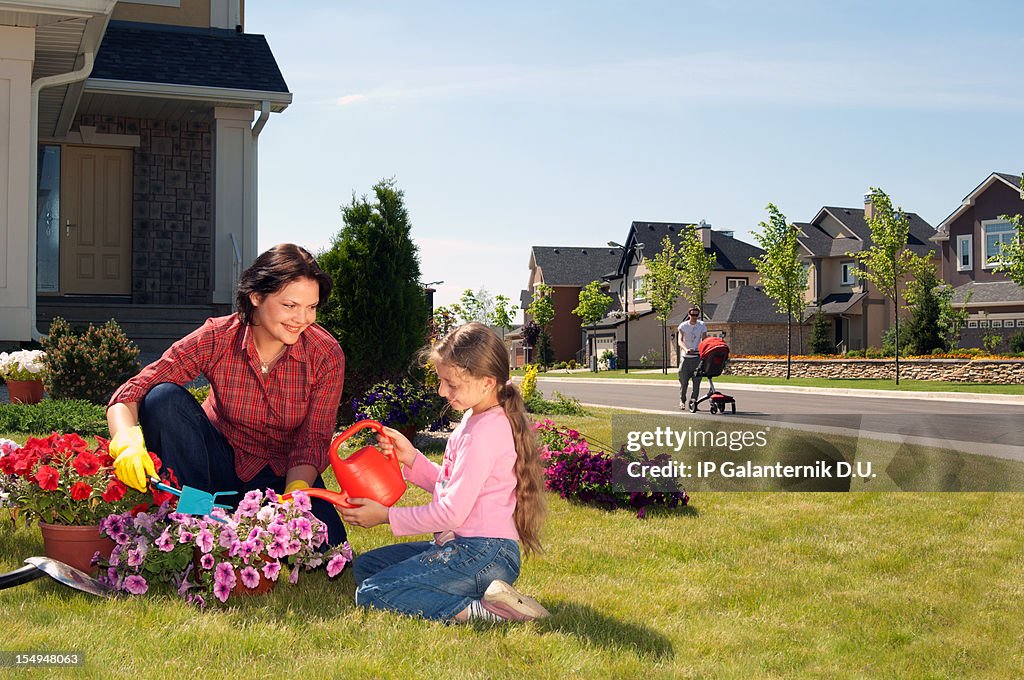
60, 146, 132, 294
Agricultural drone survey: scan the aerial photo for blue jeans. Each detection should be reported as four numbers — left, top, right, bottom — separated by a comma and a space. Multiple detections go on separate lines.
137, 382, 347, 546
353, 537, 521, 620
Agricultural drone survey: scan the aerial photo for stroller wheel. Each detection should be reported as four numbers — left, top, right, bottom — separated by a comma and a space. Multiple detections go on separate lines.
731, 403, 736, 413
709, 404, 718, 414
688, 399, 697, 413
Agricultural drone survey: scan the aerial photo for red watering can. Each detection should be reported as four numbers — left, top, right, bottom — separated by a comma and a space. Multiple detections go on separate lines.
281, 420, 405, 509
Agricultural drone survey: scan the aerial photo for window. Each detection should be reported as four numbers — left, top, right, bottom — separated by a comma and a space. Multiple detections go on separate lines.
956, 235, 972, 271
968, 320, 978, 328
726, 277, 748, 291
979, 320, 990, 328
992, 320, 1003, 328
982, 220, 1015, 268
632, 276, 645, 301
840, 261, 856, 286
1017, 320, 1024, 328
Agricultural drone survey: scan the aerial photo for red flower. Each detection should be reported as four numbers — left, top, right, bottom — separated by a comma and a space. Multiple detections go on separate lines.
148, 451, 162, 473
130, 502, 150, 517
72, 451, 101, 476
34, 465, 59, 491
70, 481, 92, 501
102, 479, 127, 503
151, 486, 175, 506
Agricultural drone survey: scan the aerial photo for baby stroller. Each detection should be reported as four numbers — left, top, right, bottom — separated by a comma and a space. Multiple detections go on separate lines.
688, 336, 736, 414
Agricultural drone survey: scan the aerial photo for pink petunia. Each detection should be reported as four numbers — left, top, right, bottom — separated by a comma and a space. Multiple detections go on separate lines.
326, 553, 348, 578
155, 530, 174, 552
214, 561, 236, 588
239, 566, 260, 589
213, 580, 231, 603
200, 553, 215, 570
289, 566, 300, 585
124, 575, 148, 595
195, 529, 214, 554
266, 538, 289, 559
261, 561, 281, 581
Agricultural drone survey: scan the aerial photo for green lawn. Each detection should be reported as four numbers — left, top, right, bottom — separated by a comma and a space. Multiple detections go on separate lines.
2, 413, 1024, 677
520, 368, 1024, 395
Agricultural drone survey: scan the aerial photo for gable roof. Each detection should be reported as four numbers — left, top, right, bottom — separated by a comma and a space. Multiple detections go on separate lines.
529, 246, 623, 287
625, 221, 764, 274
690, 285, 789, 325
933, 172, 1024, 240
797, 206, 936, 258
91, 21, 290, 95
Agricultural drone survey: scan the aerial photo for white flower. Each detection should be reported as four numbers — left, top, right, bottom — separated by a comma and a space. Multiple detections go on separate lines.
0, 349, 46, 380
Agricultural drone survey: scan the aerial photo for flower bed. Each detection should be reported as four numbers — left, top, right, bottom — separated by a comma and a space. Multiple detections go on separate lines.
536, 419, 688, 518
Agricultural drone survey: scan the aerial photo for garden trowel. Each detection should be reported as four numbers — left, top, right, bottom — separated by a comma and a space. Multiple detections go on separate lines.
0, 557, 113, 597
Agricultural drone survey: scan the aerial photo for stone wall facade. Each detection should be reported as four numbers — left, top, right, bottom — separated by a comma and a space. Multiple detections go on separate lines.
725, 358, 1024, 383
75, 115, 213, 305
708, 323, 795, 357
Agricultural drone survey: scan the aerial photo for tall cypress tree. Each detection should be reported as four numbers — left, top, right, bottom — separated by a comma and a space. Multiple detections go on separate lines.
318, 179, 430, 416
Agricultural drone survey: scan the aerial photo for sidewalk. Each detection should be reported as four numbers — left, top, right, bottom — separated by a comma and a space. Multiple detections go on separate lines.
532, 373, 1024, 405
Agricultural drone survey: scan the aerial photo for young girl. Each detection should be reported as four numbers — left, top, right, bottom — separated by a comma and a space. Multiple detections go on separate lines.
340, 322, 548, 622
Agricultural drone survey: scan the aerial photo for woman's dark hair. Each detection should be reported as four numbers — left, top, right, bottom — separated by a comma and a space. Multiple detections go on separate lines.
235, 243, 332, 326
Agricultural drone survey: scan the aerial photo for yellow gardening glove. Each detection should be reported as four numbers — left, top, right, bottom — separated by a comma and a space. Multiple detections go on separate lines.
110, 425, 156, 492
285, 479, 310, 494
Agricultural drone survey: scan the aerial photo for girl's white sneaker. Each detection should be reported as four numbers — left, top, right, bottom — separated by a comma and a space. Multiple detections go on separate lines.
481, 580, 550, 621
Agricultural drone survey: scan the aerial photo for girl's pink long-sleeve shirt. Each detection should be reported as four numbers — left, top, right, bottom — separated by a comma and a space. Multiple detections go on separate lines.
388, 407, 519, 542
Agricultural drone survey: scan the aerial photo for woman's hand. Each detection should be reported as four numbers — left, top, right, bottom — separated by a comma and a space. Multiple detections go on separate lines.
339, 498, 389, 528
376, 426, 417, 467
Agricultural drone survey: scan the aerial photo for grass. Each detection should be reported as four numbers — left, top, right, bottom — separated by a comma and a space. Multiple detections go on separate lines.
519, 368, 1024, 395
3, 413, 1024, 677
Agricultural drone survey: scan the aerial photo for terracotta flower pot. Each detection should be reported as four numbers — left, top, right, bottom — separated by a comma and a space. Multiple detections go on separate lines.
6, 379, 45, 404
38, 522, 116, 575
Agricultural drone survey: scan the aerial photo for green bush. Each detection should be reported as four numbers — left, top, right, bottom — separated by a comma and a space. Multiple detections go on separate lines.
525, 391, 588, 416
188, 385, 210, 403
845, 350, 865, 358
1010, 332, 1024, 354
0, 399, 107, 436
982, 333, 1004, 355
42, 317, 140, 404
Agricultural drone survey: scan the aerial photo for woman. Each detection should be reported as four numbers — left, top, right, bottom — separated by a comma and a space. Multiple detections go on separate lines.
106, 243, 347, 545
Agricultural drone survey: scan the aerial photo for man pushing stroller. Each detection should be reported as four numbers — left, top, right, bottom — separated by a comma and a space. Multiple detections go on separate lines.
677, 306, 707, 410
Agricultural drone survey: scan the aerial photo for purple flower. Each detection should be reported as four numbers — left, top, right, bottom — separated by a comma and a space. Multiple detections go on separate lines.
326, 553, 348, 577
239, 567, 260, 589
290, 490, 312, 513
127, 549, 144, 567
188, 593, 206, 608
124, 575, 148, 595
214, 562, 236, 589
200, 553, 215, 570
177, 530, 193, 544
133, 512, 156, 533
213, 580, 231, 603
219, 528, 236, 549
267, 538, 289, 559
262, 561, 281, 581
195, 529, 214, 554
290, 517, 314, 541
289, 566, 299, 585
155, 530, 175, 552
237, 490, 262, 517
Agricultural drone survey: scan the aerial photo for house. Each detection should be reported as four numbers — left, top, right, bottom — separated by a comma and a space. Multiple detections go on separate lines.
796, 194, 937, 352
930, 172, 1024, 347
586, 221, 765, 369
1, 0, 290, 351
523, 245, 622, 363
668, 285, 791, 356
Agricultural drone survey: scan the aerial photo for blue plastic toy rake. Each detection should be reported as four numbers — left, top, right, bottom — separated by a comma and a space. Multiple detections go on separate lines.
150, 477, 237, 524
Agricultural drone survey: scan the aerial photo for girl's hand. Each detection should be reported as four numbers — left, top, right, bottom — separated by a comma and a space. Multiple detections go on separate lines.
339, 498, 389, 528
377, 426, 417, 467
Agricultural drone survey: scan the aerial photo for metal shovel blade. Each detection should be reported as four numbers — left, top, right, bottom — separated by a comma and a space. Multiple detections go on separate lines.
23, 557, 114, 597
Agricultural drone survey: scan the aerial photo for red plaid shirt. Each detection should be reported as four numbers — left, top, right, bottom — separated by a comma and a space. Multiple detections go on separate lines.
109, 314, 345, 482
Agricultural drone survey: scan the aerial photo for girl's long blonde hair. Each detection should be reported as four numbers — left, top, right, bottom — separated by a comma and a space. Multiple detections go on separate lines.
428, 322, 545, 556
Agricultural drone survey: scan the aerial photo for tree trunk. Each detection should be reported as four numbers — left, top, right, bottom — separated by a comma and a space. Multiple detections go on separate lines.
894, 298, 901, 385
786, 311, 794, 378
661, 320, 668, 374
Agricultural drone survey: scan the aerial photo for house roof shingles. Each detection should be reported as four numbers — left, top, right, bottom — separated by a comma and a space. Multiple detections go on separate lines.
92, 21, 289, 93
797, 207, 936, 258
530, 246, 623, 287
951, 281, 1024, 306
628, 221, 763, 272
668, 285, 788, 326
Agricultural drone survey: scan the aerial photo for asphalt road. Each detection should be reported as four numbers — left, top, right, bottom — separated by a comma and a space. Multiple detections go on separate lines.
537, 377, 1024, 461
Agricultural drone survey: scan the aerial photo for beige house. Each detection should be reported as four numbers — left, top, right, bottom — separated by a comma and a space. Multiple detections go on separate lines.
1, 0, 290, 350
585, 221, 764, 368
796, 194, 937, 352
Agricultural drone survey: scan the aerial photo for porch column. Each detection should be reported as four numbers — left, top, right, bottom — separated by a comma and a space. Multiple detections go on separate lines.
0, 27, 34, 341
212, 106, 257, 304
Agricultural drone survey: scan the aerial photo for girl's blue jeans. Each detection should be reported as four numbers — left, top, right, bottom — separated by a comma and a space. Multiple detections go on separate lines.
353, 537, 521, 620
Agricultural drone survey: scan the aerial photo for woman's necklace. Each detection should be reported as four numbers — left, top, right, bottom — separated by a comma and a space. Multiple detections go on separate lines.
259, 346, 286, 375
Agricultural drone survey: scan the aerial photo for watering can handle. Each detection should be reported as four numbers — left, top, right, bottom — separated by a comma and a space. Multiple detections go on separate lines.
328, 420, 399, 465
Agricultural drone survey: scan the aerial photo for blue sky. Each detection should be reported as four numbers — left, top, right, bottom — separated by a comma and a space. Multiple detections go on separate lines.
247, 1, 1024, 315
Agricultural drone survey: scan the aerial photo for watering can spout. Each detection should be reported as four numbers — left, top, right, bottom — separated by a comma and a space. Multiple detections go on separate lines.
282, 420, 405, 510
